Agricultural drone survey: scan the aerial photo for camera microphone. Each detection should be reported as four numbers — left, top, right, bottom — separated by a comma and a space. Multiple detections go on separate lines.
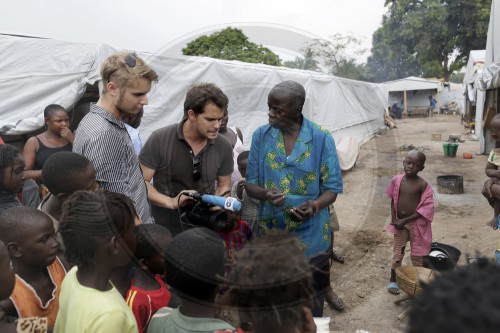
186, 192, 242, 212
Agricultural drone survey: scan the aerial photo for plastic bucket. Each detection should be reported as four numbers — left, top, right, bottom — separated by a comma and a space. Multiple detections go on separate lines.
442, 142, 459, 157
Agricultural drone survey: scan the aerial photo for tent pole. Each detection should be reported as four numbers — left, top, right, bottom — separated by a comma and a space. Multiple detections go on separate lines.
435, 88, 440, 118
403, 90, 408, 117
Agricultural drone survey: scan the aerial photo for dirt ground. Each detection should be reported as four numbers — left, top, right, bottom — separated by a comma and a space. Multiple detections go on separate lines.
324, 114, 495, 333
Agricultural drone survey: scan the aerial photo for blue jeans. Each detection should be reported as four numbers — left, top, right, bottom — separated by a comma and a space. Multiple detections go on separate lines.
495, 250, 500, 264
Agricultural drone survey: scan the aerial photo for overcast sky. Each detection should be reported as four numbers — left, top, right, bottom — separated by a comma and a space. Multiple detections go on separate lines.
0, 0, 387, 60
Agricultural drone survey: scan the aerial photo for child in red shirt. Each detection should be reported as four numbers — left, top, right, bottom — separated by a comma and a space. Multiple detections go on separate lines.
217, 212, 252, 265
126, 224, 172, 333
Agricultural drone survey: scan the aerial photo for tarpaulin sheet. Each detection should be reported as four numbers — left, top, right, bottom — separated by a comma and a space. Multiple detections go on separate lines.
0, 35, 388, 168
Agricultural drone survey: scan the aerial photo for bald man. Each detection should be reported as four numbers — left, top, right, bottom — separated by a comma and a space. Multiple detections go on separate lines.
245, 80, 343, 317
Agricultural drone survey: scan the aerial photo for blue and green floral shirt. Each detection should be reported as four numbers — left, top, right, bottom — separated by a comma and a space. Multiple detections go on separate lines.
246, 117, 343, 257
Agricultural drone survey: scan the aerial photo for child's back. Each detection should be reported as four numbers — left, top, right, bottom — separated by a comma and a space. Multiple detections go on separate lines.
148, 227, 234, 333
0, 207, 65, 328
54, 191, 138, 333
56, 266, 137, 333
223, 230, 316, 333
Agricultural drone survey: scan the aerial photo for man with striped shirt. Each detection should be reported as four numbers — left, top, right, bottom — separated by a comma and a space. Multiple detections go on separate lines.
73, 52, 157, 223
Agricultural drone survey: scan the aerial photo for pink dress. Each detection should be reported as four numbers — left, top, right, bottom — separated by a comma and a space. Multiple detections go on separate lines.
386, 173, 434, 256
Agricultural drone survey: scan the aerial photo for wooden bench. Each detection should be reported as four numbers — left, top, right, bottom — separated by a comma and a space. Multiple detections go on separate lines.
403, 108, 430, 118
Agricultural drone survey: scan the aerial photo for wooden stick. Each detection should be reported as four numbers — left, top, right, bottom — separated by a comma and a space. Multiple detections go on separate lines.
397, 308, 409, 321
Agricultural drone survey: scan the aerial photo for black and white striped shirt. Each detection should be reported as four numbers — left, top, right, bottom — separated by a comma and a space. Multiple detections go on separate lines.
73, 104, 153, 223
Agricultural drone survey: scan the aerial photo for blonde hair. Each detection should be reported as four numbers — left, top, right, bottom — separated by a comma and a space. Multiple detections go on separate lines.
101, 52, 158, 94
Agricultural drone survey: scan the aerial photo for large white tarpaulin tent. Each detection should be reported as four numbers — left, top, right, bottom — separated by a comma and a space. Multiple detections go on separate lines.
0, 35, 388, 169
464, 50, 486, 103
479, 0, 500, 91
478, 0, 500, 154
463, 50, 486, 152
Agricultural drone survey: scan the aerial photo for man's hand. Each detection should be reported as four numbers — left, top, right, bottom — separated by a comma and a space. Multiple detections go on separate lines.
291, 201, 315, 221
265, 186, 285, 206
171, 190, 196, 209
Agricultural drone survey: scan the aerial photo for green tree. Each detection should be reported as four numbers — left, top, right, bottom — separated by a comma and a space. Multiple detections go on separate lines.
367, 26, 423, 82
310, 34, 365, 77
368, 0, 491, 82
298, 33, 372, 81
182, 27, 281, 66
283, 47, 320, 71
449, 72, 465, 84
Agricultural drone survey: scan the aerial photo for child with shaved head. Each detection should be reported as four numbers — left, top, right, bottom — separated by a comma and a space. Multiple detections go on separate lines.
40, 151, 99, 252
41, 151, 99, 221
148, 228, 235, 333
386, 150, 434, 295
0, 207, 66, 329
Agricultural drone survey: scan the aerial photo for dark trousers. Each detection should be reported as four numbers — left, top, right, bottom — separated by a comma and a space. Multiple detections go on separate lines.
309, 253, 330, 317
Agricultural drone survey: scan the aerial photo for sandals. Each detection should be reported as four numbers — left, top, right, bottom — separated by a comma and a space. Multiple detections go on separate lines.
388, 282, 400, 295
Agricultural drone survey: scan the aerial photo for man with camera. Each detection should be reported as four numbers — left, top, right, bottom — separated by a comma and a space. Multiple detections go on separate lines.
139, 83, 233, 235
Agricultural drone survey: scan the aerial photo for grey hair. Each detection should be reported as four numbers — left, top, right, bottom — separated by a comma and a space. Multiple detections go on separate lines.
270, 81, 306, 108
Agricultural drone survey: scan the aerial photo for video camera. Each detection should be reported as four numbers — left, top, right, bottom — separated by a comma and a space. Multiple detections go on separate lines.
179, 192, 242, 232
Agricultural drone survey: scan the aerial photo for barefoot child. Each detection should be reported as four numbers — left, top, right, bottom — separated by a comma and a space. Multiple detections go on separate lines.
0, 145, 26, 213
386, 150, 434, 294
0, 207, 66, 328
54, 191, 138, 333
126, 224, 172, 333
484, 114, 500, 230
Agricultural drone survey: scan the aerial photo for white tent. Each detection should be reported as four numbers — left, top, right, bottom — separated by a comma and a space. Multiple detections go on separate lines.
383, 76, 443, 116
0, 35, 388, 169
464, 50, 485, 103
478, 0, 500, 154
479, 0, 500, 91
384, 76, 443, 93
463, 50, 486, 152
